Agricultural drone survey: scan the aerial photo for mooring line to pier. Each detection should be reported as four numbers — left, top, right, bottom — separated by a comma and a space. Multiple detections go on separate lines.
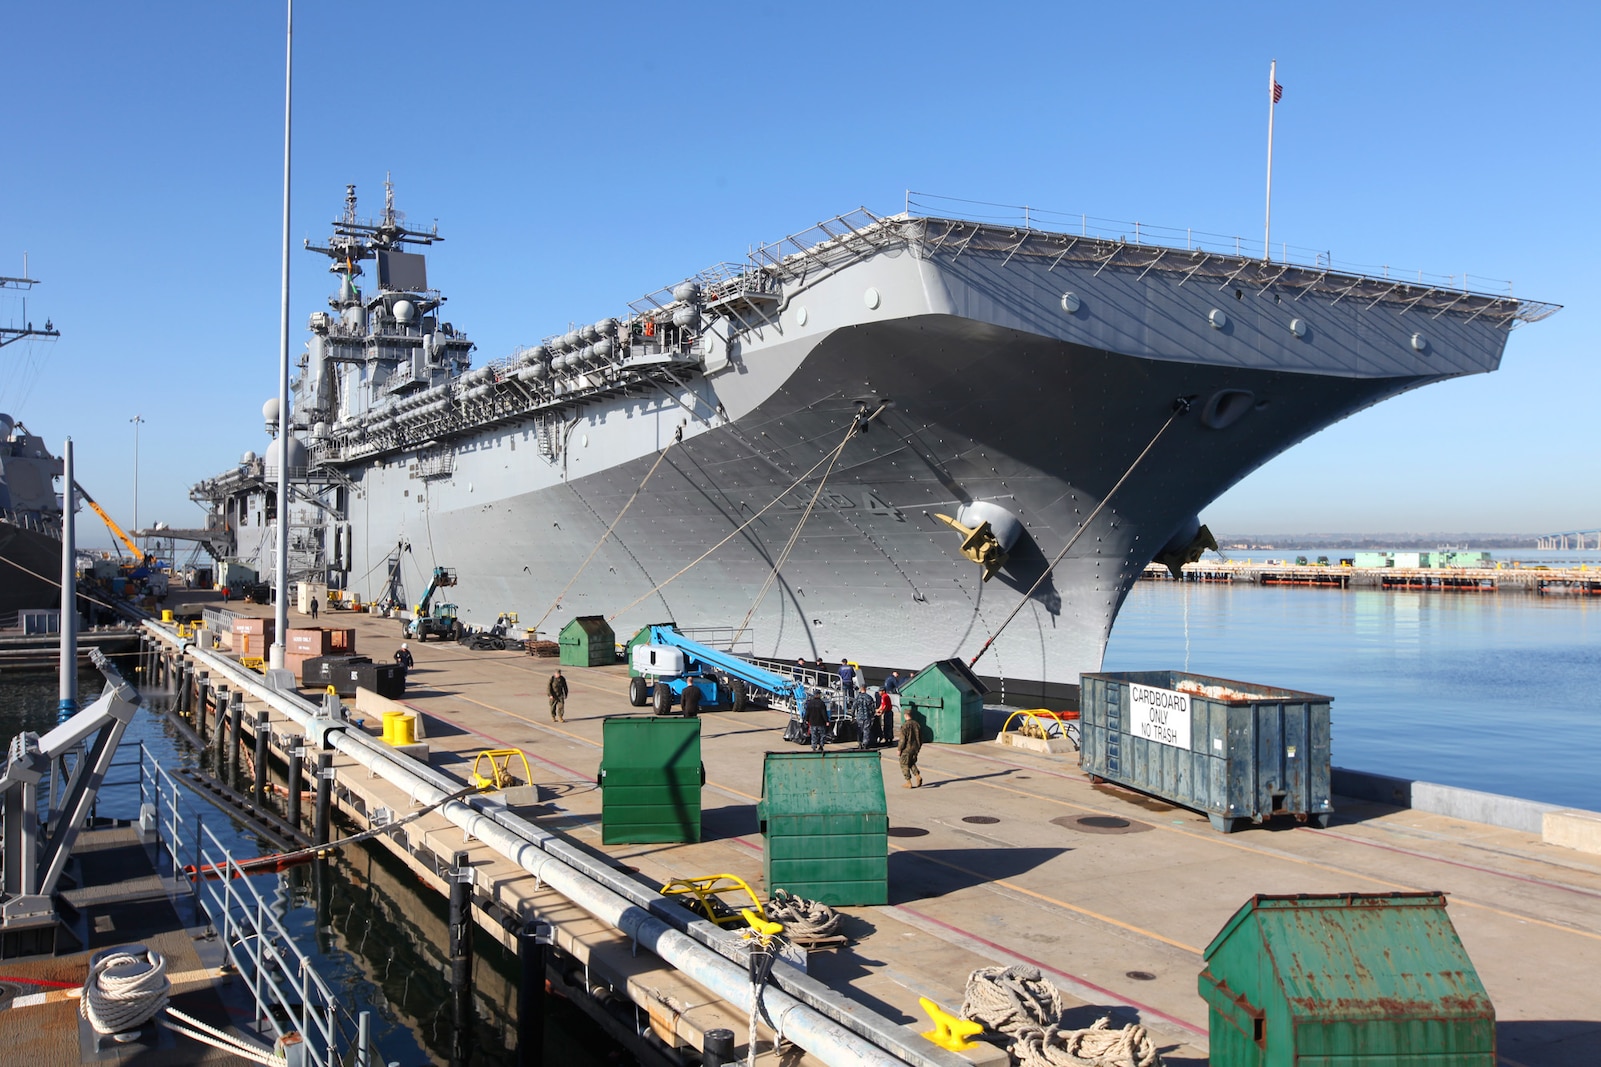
609, 404, 886, 624
969, 396, 1192, 669
531, 435, 680, 634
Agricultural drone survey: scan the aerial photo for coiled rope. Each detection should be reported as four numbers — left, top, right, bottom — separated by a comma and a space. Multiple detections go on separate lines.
764, 890, 841, 938
80, 947, 292, 1063
80, 947, 171, 1036
961, 965, 1162, 1067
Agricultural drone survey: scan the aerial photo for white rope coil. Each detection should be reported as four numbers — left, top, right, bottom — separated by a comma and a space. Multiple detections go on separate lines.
962, 965, 1162, 1067
764, 890, 841, 938
80, 947, 172, 1036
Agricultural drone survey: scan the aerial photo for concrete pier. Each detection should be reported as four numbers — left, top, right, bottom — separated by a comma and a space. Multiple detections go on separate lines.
142, 597, 1601, 1067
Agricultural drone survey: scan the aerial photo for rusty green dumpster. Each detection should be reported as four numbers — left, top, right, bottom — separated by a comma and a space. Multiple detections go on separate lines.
1198, 891, 1495, 1065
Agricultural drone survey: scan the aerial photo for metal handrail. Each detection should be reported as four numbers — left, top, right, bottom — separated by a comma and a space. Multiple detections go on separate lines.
136, 744, 346, 1066
904, 190, 1537, 305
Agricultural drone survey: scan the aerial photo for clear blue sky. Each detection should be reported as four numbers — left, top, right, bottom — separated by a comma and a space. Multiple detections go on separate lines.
4, 2, 1596, 552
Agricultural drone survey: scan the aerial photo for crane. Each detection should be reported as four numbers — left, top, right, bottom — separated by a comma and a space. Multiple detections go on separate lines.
73, 481, 147, 565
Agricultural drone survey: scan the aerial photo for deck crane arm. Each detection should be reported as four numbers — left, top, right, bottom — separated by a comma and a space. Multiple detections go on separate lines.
72, 481, 147, 564
629, 623, 809, 717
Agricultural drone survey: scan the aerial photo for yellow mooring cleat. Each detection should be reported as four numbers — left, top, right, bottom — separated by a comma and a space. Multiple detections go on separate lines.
740, 908, 784, 939
919, 996, 984, 1051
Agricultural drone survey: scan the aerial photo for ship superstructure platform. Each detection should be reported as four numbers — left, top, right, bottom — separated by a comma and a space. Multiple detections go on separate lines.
132, 595, 1601, 1067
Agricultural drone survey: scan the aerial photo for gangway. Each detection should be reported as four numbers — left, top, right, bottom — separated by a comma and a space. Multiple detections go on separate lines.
1, 649, 140, 955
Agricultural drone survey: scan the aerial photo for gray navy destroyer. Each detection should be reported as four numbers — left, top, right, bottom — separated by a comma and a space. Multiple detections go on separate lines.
190, 183, 1556, 699
0, 271, 64, 617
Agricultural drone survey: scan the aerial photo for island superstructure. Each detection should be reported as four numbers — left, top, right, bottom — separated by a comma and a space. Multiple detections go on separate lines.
190, 183, 1556, 697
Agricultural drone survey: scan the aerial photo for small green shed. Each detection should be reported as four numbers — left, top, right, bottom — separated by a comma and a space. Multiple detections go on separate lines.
898, 659, 988, 744
1198, 892, 1495, 1066
598, 716, 703, 844
625, 622, 674, 677
559, 615, 616, 667
759, 751, 887, 906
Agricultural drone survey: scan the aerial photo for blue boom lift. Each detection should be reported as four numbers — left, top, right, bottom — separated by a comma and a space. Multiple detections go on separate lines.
628, 624, 809, 717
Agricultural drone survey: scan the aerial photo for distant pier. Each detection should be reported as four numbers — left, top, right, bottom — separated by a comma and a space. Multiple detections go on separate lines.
1144, 561, 1601, 595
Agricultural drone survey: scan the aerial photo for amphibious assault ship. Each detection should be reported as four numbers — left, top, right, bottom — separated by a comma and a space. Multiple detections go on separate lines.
190, 184, 1556, 699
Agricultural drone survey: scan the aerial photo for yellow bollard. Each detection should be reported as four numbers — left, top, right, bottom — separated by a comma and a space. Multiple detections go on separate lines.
161, 609, 174, 623
392, 713, 417, 745
381, 710, 405, 744
919, 996, 984, 1051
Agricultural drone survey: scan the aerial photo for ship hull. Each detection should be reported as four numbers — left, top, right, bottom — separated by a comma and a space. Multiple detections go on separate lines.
333, 317, 1428, 692
0, 522, 64, 616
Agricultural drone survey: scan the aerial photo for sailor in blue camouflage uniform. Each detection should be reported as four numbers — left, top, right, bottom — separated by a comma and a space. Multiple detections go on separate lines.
851, 688, 876, 749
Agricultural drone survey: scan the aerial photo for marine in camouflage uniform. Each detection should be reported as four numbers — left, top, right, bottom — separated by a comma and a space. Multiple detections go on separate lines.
898, 711, 923, 787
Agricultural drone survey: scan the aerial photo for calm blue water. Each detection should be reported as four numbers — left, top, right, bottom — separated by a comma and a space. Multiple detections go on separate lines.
1104, 573, 1601, 810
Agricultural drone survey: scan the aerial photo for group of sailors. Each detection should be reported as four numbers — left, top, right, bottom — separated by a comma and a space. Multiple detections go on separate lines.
795, 658, 905, 748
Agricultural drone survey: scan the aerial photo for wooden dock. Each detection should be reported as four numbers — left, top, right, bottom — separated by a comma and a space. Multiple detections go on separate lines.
132, 592, 1601, 1067
1143, 561, 1601, 594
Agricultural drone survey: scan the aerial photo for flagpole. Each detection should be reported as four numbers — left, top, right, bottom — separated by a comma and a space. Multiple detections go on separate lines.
271, 0, 293, 670
1264, 59, 1277, 262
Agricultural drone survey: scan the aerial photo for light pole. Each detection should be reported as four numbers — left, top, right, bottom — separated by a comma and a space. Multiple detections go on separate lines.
130, 414, 143, 545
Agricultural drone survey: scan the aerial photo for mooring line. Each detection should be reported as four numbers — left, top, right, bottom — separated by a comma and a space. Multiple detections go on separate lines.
969, 396, 1191, 668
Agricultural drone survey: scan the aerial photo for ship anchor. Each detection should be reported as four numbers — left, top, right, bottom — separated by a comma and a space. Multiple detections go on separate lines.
1153, 522, 1218, 580
934, 513, 1010, 582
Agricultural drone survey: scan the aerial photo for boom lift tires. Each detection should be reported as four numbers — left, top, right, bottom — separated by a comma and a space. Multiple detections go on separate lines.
729, 679, 749, 713
628, 676, 650, 707
653, 682, 673, 716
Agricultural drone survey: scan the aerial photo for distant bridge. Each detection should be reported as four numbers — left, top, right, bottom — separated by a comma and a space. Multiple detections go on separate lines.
1536, 530, 1601, 550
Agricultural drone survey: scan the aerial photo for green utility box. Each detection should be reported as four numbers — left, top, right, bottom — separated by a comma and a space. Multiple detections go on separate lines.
898, 659, 989, 744
598, 717, 703, 844
626, 622, 674, 677
1198, 892, 1495, 1066
759, 751, 887, 906
559, 615, 616, 667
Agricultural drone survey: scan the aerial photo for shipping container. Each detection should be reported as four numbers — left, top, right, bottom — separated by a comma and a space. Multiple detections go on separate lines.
1080, 670, 1332, 833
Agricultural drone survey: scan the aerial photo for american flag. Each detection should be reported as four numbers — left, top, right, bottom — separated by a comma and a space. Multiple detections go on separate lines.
1272, 80, 1284, 104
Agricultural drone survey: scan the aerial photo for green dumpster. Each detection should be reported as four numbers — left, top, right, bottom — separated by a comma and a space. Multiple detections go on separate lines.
759, 751, 887, 906
898, 659, 988, 744
560, 615, 616, 667
1198, 892, 1495, 1066
598, 716, 703, 843
626, 622, 674, 677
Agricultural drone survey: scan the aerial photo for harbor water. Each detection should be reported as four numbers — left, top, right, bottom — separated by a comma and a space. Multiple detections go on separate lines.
1104, 557, 1601, 811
